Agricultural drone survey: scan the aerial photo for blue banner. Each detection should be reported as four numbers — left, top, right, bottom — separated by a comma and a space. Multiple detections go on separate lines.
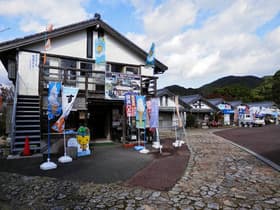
149, 98, 159, 128
146, 42, 155, 66
95, 37, 106, 64
47, 82, 61, 120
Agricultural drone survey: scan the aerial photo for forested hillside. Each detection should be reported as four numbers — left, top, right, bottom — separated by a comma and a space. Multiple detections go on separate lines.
162, 70, 280, 105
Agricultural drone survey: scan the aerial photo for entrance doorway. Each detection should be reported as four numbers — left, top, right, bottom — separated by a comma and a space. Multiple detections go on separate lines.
87, 100, 124, 141
88, 105, 108, 140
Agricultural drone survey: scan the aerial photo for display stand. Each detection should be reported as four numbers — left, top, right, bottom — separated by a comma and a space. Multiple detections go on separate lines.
152, 128, 162, 153
40, 120, 57, 170
134, 129, 144, 151
139, 121, 149, 154
58, 130, 72, 163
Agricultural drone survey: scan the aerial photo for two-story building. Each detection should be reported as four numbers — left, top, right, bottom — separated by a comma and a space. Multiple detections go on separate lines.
0, 14, 167, 154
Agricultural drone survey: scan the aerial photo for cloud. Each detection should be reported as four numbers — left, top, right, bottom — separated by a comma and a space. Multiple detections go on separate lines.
0, 0, 90, 33
127, 0, 280, 88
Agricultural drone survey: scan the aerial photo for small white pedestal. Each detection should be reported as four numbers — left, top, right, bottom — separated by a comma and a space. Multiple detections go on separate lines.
139, 148, 150, 154
58, 155, 72, 163
40, 158, 57, 170
172, 140, 185, 148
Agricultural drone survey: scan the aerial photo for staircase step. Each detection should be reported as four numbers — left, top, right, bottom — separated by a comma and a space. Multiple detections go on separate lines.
14, 141, 41, 145
17, 101, 39, 105
16, 125, 40, 129
15, 135, 40, 139
12, 146, 41, 152
16, 114, 40, 118
16, 110, 40, 115
17, 106, 40, 110
16, 130, 40, 134
16, 119, 40, 123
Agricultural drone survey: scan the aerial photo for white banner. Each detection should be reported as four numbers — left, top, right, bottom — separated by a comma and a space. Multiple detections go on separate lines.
52, 86, 79, 133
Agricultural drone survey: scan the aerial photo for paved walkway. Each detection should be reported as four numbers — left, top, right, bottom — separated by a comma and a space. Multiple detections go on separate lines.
0, 129, 279, 209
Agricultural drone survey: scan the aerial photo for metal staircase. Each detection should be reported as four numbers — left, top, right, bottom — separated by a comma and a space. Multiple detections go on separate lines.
12, 95, 41, 154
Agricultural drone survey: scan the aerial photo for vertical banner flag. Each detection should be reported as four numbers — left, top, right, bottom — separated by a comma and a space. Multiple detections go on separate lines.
52, 86, 79, 133
136, 96, 146, 129
95, 37, 106, 64
48, 82, 62, 120
43, 24, 53, 64
146, 42, 155, 67
146, 100, 151, 128
125, 93, 136, 117
150, 98, 159, 128
175, 96, 183, 128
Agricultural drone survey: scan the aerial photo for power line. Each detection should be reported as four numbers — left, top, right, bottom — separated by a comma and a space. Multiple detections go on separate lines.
0, 27, 10, 33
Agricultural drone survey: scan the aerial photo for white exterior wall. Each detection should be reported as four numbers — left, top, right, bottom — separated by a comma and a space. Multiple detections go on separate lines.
190, 101, 211, 110
27, 31, 145, 66
105, 34, 144, 65
28, 30, 87, 59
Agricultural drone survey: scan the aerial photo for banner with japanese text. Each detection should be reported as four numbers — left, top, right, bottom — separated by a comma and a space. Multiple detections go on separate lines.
52, 86, 79, 133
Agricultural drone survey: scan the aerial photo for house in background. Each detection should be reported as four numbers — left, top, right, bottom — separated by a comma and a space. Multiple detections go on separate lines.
180, 94, 219, 128
157, 88, 185, 130
247, 101, 279, 124
0, 14, 168, 154
208, 98, 234, 125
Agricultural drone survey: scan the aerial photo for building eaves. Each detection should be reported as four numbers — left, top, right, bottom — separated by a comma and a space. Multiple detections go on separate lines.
0, 17, 168, 74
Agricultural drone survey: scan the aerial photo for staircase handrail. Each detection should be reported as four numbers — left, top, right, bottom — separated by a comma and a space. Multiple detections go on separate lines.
10, 71, 19, 153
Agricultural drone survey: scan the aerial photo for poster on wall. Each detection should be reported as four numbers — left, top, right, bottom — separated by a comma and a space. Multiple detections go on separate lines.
136, 96, 146, 129
105, 72, 141, 100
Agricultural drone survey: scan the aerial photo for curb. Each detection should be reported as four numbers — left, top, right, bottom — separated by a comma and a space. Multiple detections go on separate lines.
225, 139, 280, 172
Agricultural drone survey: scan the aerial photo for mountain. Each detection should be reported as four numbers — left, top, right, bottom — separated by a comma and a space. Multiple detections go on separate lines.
199, 75, 263, 96
163, 85, 199, 96
162, 75, 269, 102
201, 75, 263, 89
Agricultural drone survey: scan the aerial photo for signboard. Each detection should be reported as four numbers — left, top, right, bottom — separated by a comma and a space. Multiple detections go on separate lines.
18, 51, 40, 95
105, 72, 140, 100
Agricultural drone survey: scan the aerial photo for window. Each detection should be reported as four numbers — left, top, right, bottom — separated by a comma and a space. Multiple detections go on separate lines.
125, 66, 139, 75
80, 62, 93, 76
86, 30, 93, 58
61, 59, 76, 80
111, 63, 123, 73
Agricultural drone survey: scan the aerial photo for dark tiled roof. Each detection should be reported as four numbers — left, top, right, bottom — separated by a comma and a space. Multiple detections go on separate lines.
227, 100, 243, 108
157, 88, 175, 97
180, 94, 202, 105
208, 98, 224, 106
0, 17, 167, 74
247, 101, 276, 108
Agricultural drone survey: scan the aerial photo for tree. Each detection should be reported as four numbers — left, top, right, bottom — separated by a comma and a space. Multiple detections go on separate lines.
272, 70, 280, 107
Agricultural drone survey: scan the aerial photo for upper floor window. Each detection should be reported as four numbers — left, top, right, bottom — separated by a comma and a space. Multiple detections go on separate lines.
61, 59, 77, 80
80, 62, 93, 76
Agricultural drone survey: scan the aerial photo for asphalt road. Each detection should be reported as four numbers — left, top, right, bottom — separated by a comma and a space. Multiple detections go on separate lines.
0, 144, 154, 183
214, 125, 280, 166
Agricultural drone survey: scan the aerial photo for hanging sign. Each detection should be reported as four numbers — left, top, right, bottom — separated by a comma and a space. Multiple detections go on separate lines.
105, 72, 140, 100
95, 37, 106, 64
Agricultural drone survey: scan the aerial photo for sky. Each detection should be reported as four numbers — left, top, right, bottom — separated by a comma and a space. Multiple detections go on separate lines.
0, 0, 280, 89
